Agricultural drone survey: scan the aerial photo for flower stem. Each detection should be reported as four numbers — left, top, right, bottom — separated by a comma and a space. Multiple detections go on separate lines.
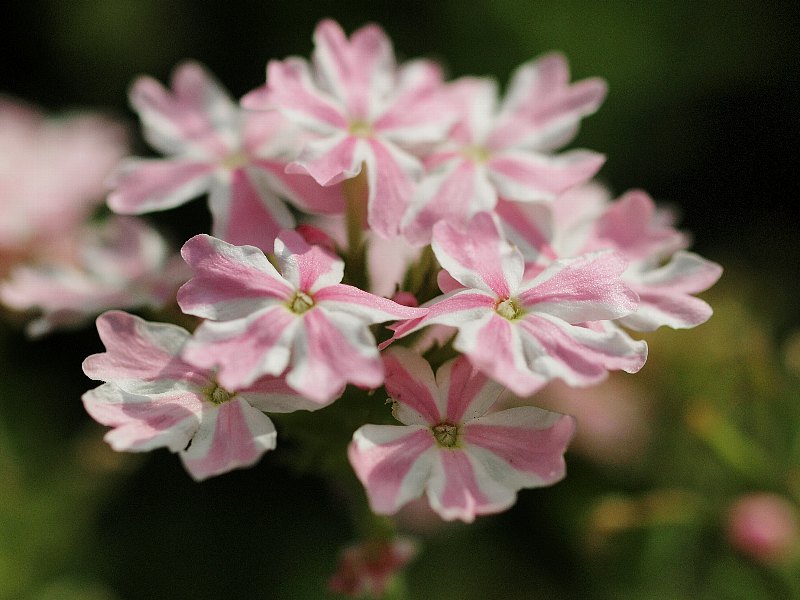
342, 166, 369, 290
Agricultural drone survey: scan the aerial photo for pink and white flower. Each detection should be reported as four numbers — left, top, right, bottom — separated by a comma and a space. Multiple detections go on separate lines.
177, 230, 426, 402
497, 184, 723, 331
349, 348, 576, 522
0, 97, 127, 270
82, 310, 323, 481
242, 19, 452, 238
390, 213, 648, 396
108, 61, 343, 251
401, 55, 607, 244
0, 216, 188, 337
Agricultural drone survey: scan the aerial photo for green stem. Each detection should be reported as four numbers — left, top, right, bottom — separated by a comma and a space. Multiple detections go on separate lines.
342, 167, 369, 290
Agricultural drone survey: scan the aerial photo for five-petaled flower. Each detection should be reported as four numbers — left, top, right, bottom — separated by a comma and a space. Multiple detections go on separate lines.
82, 310, 325, 481
177, 230, 426, 402
349, 348, 576, 522
390, 213, 648, 397
108, 61, 343, 251
242, 19, 453, 238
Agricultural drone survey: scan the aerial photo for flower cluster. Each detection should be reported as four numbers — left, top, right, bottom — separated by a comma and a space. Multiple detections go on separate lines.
3, 20, 721, 526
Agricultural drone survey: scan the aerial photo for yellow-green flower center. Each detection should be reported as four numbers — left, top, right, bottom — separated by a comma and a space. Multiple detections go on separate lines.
495, 297, 522, 321
288, 290, 315, 314
432, 422, 460, 448
348, 120, 373, 138
204, 382, 236, 406
221, 150, 249, 170
462, 144, 492, 163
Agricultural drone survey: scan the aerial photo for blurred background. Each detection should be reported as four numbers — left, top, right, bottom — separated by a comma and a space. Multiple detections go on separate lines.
1, 1, 798, 598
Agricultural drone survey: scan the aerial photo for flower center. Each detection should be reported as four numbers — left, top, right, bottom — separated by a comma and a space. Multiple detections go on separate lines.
204, 382, 236, 406
221, 150, 249, 170
462, 144, 492, 163
495, 297, 522, 320
288, 290, 315, 314
348, 120, 373, 138
431, 422, 460, 448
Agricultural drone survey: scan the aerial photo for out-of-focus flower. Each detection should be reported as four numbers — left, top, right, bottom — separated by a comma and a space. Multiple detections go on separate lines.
0, 216, 188, 337
530, 375, 652, 466
0, 97, 127, 271
108, 61, 343, 251
327, 536, 417, 598
243, 19, 452, 238
177, 231, 425, 402
402, 55, 606, 245
390, 213, 647, 396
82, 310, 324, 480
726, 493, 799, 565
349, 348, 575, 522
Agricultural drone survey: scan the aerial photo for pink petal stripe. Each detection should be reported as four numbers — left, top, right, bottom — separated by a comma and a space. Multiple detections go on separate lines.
288, 134, 362, 186
254, 159, 346, 214
274, 229, 343, 293
464, 314, 546, 397
487, 150, 605, 202
464, 412, 574, 481
518, 251, 638, 323
181, 399, 276, 481
178, 234, 293, 317
209, 167, 294, 250
349, 426, 434, 514
433, 450, 490, 521
389, 290, 495, 340
593, 190, 688, 259
82, 386, 203, 452
287, 309, 384, 401
364, 139, 419, 238
130, 64, 234, 158
312, 20, 394, 120
83, 310, 204, 385
495, 200, 557, 261
383, 349, 442, 425
107, 159, 215, 214
517, 315, 647, 381
315, 284, 427, 321
432, 213, 522, 297
262, 58, 348, 131
184, 308, 298, 389
441, 357, 496, 423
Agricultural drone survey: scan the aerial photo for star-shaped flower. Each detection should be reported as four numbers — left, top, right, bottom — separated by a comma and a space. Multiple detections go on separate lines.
177, 230, 426, 402
82, 311, 323, 480
349, 348, 576, 522
108, 61, 343, 251
390, 213, 647, 396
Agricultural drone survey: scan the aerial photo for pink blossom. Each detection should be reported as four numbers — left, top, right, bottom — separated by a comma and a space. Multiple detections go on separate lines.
0, 217, 188, 337
82, 310, 322, 480
726, 493, 799, 565
108, 61, 343, 251
498, 184, 723, 331
349, 348, 576, 522
242, 19, 452, 238
177, 230, 425, 402
0, 97, 127, 269
401, 55, 607, 244
390, 213, 648, 396
327, 536, 417, 598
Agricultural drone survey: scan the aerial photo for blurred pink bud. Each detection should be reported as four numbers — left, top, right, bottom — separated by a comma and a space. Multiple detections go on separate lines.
390, 291, 418, 307
727, 493, 798, 564
327, 536, 417, 598
295, 224, 338, 254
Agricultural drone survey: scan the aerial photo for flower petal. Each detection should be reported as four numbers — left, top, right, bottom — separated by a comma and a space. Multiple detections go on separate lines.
178, 234, 293, 320
382, 347, 442, 425
180, 398, 277, 481
274, 229, 344, 293
349, 424, 436, 514
107, 158, 216, 214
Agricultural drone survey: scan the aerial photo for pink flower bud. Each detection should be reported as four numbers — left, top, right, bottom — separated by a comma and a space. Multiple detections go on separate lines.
726, 493, 798, 564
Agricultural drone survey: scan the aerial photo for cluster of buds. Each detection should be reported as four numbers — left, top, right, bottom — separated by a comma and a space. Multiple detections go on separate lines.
2, 20, 721, 527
